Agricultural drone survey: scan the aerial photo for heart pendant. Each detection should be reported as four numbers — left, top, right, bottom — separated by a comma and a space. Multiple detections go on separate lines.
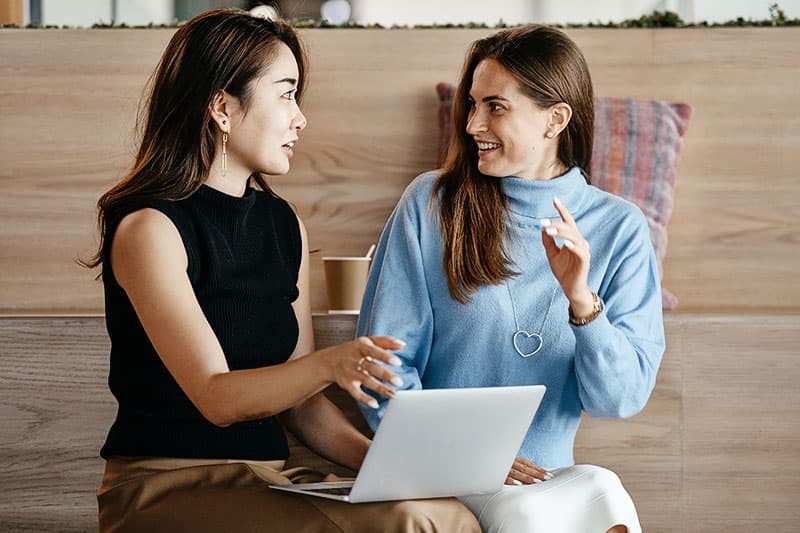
513, 330, 543, 358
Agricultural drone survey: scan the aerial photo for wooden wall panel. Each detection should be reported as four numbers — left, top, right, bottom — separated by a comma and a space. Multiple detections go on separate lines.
680, 315, 800, 530
1, 28, 798, 313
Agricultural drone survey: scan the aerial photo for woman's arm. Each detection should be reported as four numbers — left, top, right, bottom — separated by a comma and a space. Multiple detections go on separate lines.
356, 178, 436, 430
111, 208, 402, 428
279, 215, 373, 471
280, 394, 371, 471
541, 199, 665, 418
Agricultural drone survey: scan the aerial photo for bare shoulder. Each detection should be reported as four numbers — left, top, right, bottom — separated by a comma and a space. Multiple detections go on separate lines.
292, 210, 309, 240
111, 208, 187, 287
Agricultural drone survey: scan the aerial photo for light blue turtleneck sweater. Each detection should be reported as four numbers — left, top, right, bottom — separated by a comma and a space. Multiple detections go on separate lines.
357, 168, 665, 468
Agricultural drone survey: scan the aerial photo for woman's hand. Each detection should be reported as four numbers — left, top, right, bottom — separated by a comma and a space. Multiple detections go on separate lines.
540, 197, 595, 317
321, 336, 405, 409
505, 456, 552, 485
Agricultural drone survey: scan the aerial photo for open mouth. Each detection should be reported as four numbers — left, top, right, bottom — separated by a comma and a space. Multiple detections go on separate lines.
476, 141, 501, 155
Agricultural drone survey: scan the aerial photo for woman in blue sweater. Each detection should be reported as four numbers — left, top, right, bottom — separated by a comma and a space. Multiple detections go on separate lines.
358, 25, 665, 532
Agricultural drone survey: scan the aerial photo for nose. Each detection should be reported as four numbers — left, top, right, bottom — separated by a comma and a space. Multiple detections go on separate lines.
293, 107, 307, 132
465, 107, 486, 135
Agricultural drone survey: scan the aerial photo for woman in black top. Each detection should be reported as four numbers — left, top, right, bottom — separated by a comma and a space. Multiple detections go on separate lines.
85, 9, 479, 532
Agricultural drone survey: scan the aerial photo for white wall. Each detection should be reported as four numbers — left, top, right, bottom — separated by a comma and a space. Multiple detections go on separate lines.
349, 0, 800, 26
41, 0, 173, 27
36, 0, 800, 27
42, 0, 111, 26
116, 0, 173, 26
692, 0, 799, 23
350, 0, 536, 26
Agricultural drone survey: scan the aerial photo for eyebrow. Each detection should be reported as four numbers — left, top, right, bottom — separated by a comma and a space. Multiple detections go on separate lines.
273, 77, 298, 86
468, 93, 510, 103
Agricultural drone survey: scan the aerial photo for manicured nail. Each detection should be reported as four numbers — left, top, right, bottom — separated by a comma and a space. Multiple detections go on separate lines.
563, 239, 575, 249
533, 478, 543, 484
511, 479, 522, 486
385, 389, 396, 399
544, 473, 553, 480
394, 338, 407, 347
553, 196, 562, 206
368, 399, 379, 409
539, 218, 551, 227
390, 376, 403, 387
545, 227, 558, 236
390, 357, 402, 366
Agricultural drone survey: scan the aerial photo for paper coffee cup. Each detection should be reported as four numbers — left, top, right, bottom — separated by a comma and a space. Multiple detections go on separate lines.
322, 256, 372, 314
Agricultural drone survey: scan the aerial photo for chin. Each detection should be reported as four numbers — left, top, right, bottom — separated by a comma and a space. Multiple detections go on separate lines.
260, 162, 291, 176
477, 161, 504, 178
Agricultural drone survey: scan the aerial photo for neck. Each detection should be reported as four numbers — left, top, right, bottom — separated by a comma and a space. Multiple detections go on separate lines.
520, 159, 569, 181
206, 158, 251, 197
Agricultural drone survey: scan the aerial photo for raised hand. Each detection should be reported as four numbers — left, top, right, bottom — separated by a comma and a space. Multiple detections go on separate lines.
540, 197, 595, 318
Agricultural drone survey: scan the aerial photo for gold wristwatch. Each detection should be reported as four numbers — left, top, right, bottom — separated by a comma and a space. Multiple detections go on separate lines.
569, 292, 603, 326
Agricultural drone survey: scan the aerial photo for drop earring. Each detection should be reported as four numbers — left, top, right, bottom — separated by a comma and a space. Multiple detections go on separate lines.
222, 132, 228, 177
221, 119, 228, 178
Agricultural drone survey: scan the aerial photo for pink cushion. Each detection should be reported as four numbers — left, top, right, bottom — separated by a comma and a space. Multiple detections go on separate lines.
436, 83, 692, 309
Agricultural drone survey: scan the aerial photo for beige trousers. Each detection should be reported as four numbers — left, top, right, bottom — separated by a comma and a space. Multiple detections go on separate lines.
97, 457, 480, 533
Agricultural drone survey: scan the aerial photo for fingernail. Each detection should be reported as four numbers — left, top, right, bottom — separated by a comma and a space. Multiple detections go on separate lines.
385, 389, 396, 399
553, 196, 562, 206
539, 218, 551, 227
544, 473, 553, 480
533, 478, 543, 484
368, 399, 379, 409
394, 338, 407, 347
563, 239, 574, 249
512, 479, 522, 486
545, 227, 558, 236
390, 357, 402, 366
390, 376, 403, 387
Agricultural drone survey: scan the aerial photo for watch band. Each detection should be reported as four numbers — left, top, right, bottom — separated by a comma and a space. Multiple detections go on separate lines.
569, 292, 603, 326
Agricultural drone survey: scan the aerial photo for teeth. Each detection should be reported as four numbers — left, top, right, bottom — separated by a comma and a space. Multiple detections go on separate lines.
478, 142, 501, 150
284, 141, 295, 148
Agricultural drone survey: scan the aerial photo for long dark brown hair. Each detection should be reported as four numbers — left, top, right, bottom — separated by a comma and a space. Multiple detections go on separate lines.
83, 9, 307, 270
434, 25, 594, 303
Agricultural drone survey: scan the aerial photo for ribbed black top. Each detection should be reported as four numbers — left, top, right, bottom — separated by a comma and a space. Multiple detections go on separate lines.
100, 185, 302, 460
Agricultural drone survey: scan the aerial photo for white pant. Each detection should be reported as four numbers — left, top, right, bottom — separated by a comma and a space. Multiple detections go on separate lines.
459, 465, 641, 533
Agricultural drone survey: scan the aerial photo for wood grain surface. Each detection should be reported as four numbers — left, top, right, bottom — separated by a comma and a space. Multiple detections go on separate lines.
1, 28, 798, 314
1, 314, 799, 532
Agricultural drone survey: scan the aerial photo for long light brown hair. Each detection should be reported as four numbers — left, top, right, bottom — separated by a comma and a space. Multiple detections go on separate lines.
83, 9, 307, 270
434, 25, 594, 303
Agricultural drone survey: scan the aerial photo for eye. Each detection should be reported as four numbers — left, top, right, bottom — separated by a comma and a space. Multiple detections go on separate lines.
467, 97, 476, 110
282, 90, 297, 101
489, 102, 505, 113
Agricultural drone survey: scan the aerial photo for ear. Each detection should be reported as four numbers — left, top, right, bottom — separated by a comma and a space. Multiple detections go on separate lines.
547, 102, 573, 138
209, 90, 232, 133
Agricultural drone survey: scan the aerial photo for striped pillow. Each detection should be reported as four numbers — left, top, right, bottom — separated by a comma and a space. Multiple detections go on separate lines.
436, 83, 692, 309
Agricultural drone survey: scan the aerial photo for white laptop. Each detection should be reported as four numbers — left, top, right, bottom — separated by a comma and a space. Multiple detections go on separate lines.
270, 385, 545, 503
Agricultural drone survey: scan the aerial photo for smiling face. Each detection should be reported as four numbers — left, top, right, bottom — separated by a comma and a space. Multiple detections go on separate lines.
225, 42, 307, 176
466, 58, 563, 180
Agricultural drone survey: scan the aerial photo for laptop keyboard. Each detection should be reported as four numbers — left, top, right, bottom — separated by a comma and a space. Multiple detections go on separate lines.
306, 487, 352, 496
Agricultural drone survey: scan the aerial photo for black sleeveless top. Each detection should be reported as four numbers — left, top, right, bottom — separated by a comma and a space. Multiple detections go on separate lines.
100, 185, 302, 460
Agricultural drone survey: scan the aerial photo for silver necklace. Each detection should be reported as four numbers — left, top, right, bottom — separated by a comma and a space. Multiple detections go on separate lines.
506, 280, 558, 358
